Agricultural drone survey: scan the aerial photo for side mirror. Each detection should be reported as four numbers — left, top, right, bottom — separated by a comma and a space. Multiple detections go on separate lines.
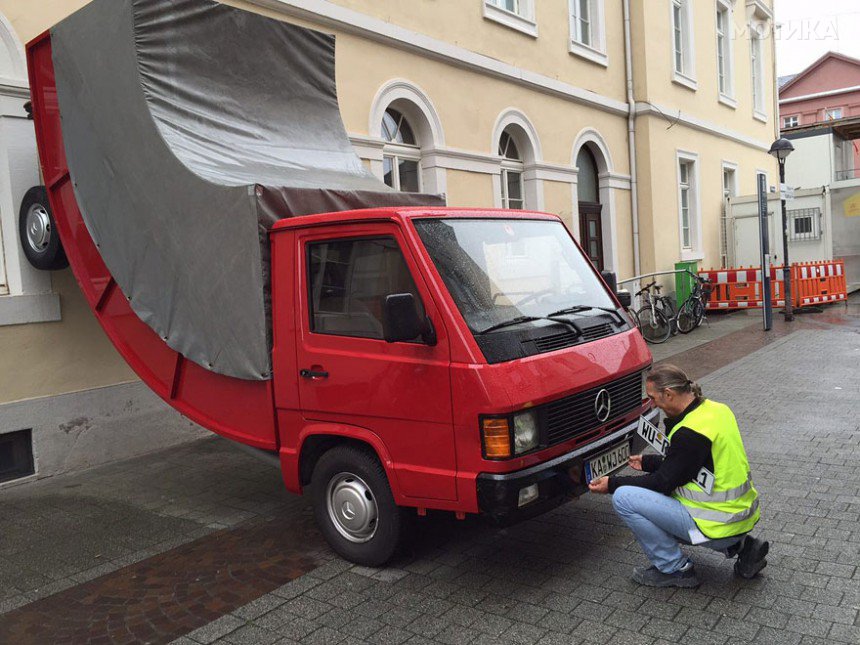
383, 293, 437, 345
616, 290, 632, 308
600, 270, 618, 294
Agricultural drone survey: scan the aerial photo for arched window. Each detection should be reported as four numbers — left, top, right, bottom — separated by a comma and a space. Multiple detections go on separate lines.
382, 108, 421, 193
576, 146, 599, 204
498, 129, 524, 209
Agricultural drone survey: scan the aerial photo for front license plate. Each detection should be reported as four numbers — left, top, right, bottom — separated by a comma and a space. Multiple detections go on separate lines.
584, 441, 631, 482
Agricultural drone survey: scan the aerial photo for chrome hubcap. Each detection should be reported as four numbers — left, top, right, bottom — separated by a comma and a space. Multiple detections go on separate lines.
26, 204, 52, 253
326, 473, 378, 543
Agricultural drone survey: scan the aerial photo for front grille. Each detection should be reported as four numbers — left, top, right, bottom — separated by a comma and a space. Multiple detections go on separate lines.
580, 323, 614, 342
543, 371, 643, 446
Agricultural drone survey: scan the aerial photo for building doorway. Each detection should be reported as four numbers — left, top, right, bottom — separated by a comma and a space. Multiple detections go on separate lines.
576, 146, 603, 270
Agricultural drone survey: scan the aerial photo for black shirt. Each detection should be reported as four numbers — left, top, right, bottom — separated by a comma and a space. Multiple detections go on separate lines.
608, 398, 714, 495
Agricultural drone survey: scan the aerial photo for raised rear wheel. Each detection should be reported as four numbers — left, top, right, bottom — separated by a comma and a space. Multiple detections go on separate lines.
18, 186, 68, 271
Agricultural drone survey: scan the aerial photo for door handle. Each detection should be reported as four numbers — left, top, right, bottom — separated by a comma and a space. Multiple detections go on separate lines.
300, 369, 329, 379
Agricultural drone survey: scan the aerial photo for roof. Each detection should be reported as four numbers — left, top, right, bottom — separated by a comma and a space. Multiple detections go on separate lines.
780, 51, 860, 96
778, 74, 798, 89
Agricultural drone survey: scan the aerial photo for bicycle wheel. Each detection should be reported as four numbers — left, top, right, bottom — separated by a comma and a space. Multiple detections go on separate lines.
676, 301, 697, 334
692, 299, 706, 328
635, 307, 671, 344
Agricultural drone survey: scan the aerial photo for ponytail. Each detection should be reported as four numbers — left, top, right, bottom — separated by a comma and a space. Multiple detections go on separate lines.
647, 364, 703, 401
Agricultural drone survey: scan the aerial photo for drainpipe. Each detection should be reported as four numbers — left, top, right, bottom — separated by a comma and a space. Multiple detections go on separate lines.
623, 0, 641, 278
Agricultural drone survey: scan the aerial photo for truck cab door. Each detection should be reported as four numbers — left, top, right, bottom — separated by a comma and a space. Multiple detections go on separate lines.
295, 223, 456, 501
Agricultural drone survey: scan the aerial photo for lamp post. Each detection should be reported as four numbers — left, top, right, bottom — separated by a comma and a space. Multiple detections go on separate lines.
769, 137, 795, 321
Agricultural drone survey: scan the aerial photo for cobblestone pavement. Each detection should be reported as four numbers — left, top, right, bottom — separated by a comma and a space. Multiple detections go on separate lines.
1, 303, 858, 644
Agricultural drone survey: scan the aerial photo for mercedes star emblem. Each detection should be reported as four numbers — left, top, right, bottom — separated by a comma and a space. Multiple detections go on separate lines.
594, 389, 612, 423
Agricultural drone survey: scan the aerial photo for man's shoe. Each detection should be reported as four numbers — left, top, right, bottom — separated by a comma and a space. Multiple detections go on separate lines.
734, 535, 769, 579
632, 563, 700, 588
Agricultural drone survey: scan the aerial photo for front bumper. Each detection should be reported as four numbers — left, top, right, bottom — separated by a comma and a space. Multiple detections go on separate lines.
476, 407, 659, 524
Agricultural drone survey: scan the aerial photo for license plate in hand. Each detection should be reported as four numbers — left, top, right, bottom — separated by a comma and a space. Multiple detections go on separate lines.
584, 441, 630, 482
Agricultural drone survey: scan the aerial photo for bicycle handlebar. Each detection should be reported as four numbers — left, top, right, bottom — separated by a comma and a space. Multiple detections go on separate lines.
634, 280, 657, 297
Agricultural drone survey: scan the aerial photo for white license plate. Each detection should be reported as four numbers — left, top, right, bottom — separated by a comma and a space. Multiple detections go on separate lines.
584, 441, 630, 482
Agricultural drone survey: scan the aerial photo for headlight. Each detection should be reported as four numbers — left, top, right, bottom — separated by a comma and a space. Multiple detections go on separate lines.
513, 410, 539, 455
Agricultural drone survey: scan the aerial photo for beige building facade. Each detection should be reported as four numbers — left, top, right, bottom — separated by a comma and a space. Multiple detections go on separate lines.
0, 0, 779, 480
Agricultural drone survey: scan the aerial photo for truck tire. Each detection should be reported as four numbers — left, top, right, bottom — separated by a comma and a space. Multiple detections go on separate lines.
19, 186, 68, 270
311, 445, 403, 566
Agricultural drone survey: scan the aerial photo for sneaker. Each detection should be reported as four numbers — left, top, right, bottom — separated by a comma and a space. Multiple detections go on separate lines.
632, 563, 701, 588
734, 535, 769, 579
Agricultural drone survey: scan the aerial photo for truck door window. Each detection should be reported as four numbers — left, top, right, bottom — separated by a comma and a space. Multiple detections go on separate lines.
308, 237, 425, 339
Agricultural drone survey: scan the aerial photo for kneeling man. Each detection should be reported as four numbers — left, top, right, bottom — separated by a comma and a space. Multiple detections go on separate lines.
588, 364, 768, 588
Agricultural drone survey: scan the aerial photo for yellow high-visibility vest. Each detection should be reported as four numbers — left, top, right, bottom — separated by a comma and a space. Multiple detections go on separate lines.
668, 399, 760, 539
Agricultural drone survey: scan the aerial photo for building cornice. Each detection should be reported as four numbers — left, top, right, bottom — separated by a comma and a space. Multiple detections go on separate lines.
635, 102, 771, 151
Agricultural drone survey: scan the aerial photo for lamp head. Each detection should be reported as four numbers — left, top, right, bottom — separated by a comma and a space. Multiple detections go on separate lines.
769, 137, 795, 162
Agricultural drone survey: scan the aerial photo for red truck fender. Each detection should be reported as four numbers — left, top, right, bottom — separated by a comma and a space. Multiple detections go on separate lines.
280, 422, 403, 499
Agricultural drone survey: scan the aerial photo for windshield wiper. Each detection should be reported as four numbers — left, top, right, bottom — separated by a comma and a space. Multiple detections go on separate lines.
547, 305, 625, 325
476, 316, 545, 335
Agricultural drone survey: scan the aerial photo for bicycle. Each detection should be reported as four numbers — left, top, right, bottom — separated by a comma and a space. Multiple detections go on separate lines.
676, 275, 713, 334
633, 281, 672, 344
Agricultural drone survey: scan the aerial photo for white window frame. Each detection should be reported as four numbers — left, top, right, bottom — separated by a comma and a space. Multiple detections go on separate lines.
671, 0, 697, 91
750, 30, 767, 122
383, 145, 423, 193
500, 163, 525, 210
825, 107, 843, 121
715, 0, 736, 107
721, 161, 738, 198
483, 0, 538, 38
676, 151, 702, 260
568, 0, 607, 67
783, 115, 799, 128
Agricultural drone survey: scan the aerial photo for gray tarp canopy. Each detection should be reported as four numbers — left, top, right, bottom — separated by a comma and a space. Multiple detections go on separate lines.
52, 0, 445, 380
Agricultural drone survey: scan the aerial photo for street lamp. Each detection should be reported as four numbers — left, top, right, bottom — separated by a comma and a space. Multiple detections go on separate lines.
769, 137, 795, 321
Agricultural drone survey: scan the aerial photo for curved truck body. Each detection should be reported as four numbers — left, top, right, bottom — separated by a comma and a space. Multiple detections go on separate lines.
28, 32, 280, 450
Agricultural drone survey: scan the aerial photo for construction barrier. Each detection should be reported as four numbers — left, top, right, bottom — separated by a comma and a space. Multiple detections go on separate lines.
697, 266, 787, 310
793, 261, 848, 306
698, 260, 847, 311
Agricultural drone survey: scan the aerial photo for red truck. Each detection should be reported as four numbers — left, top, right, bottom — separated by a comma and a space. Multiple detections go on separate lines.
24, 0, 654, 565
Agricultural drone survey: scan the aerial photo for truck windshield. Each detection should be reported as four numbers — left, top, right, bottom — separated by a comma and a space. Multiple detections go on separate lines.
413, 218, 616, 334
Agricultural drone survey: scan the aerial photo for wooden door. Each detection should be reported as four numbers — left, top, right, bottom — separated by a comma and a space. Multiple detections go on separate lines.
579, 202, 604, 271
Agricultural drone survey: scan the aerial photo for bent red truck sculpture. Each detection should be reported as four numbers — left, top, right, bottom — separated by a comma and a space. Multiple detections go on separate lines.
26, 0, 655, 564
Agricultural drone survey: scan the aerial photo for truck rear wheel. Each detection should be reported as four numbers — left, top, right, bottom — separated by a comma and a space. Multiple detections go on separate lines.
311, 445, 403, 566
19, 186, 68, 271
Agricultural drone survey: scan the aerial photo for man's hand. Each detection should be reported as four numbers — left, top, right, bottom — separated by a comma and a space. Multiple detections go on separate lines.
588, 476, 609, 494
628, 454, 644, 471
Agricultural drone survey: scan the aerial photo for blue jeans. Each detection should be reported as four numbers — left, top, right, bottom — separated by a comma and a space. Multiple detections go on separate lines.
612, 486, 744, 573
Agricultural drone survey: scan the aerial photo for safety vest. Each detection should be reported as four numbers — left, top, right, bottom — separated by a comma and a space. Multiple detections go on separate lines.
668, 399, 760, 539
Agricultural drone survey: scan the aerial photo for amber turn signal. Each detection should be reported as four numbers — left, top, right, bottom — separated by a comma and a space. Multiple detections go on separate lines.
482, 417, 512, 459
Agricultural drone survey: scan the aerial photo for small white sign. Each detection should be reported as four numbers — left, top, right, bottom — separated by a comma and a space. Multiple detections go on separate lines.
637, 415, 670, 456
780, 183, 795, 200
693, 467, 715, 495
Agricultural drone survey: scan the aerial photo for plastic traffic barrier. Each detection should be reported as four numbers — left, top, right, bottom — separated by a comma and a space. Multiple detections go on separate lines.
793, 260, 849, 307
698, 261, 847, 311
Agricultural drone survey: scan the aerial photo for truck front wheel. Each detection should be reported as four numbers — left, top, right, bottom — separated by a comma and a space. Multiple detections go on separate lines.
311, 445, 403, 566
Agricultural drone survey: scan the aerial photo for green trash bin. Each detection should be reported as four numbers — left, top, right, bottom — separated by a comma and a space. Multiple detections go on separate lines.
674, 261, 699, 305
